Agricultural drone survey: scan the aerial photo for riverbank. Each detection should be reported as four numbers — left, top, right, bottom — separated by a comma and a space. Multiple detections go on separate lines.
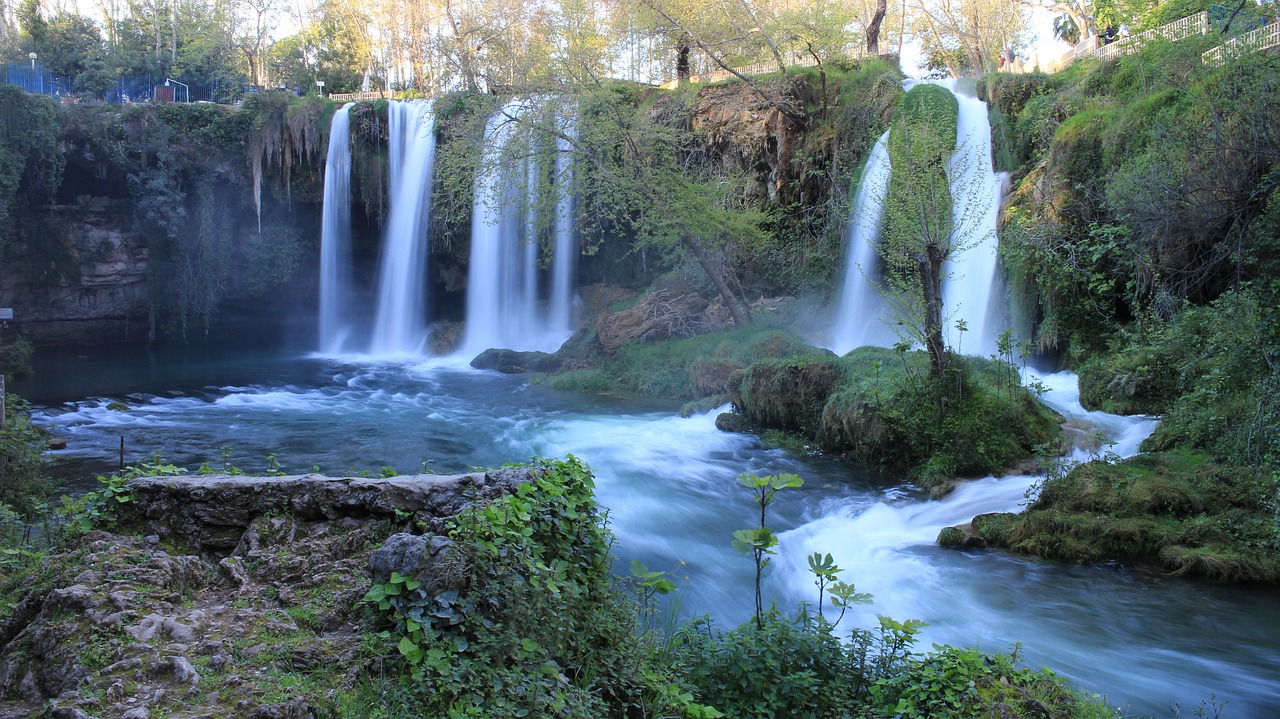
0, 460, 1123, 719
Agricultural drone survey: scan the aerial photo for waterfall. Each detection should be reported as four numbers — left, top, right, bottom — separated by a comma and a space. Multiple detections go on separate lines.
369, 100, 439, 355
548, 124, 577, 340
462, 101, 578, 357
829, 82, 1007, 357
940, 80, 1006, 357
831, 130, 894, 356
318, 103, 354, 354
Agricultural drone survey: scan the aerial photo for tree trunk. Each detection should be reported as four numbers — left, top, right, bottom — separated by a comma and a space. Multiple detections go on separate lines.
867, 0, 888, 55
682, 236, 750, 327
676, 32, 691, 84
919, 245, 947, 378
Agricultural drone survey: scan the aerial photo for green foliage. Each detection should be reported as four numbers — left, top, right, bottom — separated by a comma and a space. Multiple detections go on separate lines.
1078, 291, 1277, 466
673, 609, 867, 719
0, 86, 63, 253
545, 326, 826, 400
870, 644, 1110, 719
363, 456, 697, 718
732, 348, 1059, 486
0, 395, 51, 521
70, 453, 186, 532
0, 337, 35, 378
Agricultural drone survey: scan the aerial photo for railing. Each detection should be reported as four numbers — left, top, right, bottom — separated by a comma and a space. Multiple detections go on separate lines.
1051, 12, 1210, 70
1097, 11, 1210, 61
1203, 20, 1280, 65
657, 46, 868, 90
328, 89, 394, 102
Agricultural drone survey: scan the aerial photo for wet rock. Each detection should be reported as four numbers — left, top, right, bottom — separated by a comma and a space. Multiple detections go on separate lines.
937, 523, 987, 549
470, 348, 562, 374
715, 412, 755, 434
45, 437, 67, 450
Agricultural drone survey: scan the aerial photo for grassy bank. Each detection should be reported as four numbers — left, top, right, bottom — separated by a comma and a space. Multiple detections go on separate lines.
962, 450, 1280, 582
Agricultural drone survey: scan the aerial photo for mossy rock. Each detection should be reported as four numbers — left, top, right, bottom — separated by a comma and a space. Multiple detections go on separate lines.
972, 451, 1280, 582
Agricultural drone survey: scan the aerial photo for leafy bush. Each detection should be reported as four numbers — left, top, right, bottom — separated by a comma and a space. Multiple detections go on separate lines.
870, 645, 1102, 719
0, 395, 51, 520
364, 456, 710, 718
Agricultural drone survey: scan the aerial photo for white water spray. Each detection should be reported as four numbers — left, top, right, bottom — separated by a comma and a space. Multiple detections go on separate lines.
831, 131, 894, 355
829, 82, 1007, 357
940, 80, 1006, 357
370, 100, 438, 355
462, 101, 578, 356
318, 103, 354, 354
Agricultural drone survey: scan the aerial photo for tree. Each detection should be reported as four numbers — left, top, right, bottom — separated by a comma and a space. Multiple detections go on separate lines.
40, 12, 104, 79
877, 84, 959, 377
912, 0, 1029, 77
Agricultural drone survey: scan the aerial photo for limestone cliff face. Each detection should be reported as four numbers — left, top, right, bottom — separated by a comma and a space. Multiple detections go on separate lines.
688, 77, 825, 209
0, 198, 149, 344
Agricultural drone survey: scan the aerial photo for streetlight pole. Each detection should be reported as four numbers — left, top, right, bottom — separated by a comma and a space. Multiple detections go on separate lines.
28, 52, 36, 70
164, 77, 189, 103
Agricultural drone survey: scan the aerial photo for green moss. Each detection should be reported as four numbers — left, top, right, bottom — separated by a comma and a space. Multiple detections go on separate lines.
731, 348, 1060, 484
977, 451, 1280, 582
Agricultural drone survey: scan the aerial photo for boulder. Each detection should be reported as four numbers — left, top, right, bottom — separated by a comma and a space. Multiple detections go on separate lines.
368, 533, 464, 595
715, 412, 756, 434
937, 523, 987, 549
470, 348, 562, 374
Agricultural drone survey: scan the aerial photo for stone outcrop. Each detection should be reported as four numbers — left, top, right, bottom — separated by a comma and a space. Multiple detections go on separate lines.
469, 348, 563, 374
688, 78, 820, 207
0, 468, 538, 718
0, 199, 149, 344
118, 469, 532, 553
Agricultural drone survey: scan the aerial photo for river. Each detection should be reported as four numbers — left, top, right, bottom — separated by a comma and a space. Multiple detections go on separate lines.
15, 343, 1280, 717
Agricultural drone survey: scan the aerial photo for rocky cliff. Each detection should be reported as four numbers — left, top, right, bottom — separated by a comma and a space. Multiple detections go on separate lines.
0, 198, 149, 344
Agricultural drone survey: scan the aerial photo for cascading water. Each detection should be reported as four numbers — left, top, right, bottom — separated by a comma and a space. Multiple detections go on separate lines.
369, 100, 438, 355
462, 101, 577, 356
939, 80, 1006, 357
318, 103, 354, 354
831, 130, 894, 355
547, 125, 578, 339
829, 82, 1007, 357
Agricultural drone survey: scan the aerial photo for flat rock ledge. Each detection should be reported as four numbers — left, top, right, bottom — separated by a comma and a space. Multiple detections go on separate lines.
119, 468, 534, 553
0, 467, 542, 718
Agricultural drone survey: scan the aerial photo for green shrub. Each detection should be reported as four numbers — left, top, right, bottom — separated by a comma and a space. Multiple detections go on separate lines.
674, 609, 866, 719
870, 645, 1107, 719
0, 396, 51, 521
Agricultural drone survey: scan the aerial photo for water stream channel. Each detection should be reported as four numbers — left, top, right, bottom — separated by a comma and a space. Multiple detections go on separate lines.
16, 344, 1280, 717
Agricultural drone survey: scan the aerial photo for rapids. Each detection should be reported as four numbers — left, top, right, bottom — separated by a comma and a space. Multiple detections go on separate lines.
18, 346, 1280, 717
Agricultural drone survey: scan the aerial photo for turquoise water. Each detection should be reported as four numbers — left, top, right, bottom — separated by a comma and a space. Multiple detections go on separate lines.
17, 344, 1280, 717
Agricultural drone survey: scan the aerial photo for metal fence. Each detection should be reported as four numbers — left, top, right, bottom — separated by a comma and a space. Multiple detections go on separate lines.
4, 65, 234, 105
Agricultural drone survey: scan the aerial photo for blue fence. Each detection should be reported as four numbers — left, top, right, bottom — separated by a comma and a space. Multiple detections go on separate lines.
4, 64, 73, 99
4, 64, 233, 105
